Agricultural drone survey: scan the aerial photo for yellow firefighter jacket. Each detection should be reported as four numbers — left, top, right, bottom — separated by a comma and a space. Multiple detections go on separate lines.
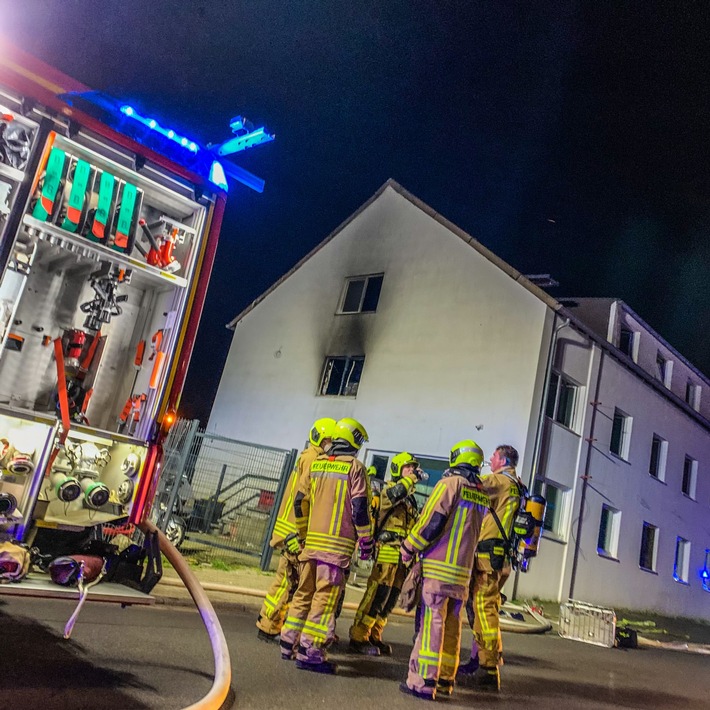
300, 453, 372, 568
478, 465, 522, 545
270, 443, 323, 547
375, 472, 419, 564
403, 467, 489, 594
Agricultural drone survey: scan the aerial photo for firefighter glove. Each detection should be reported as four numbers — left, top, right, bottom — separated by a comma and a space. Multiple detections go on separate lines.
358, 535, 374, 561
400, 544, 414, 565
284, 533, 302, 555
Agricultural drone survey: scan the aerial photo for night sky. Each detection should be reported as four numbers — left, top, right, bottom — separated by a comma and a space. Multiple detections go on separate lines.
4, 2, 710, 423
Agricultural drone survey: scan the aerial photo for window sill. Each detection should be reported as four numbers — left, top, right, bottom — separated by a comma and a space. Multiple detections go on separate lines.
597, 550, 620, 563
546, 417, 581, 437
673, 578, 690, 586
316, 394, 357, 398
609, 451, 631, 465
335, 310, 376, 316
541, 530, 566, 545
648, 475, 667, 485
639, 566, 658, 575
681, 493, 697, 502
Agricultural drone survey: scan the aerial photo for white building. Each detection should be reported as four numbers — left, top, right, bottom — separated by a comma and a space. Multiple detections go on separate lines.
208, 180, 710, 619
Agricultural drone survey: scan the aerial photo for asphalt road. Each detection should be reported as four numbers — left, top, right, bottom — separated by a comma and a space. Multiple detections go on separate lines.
2, 596, 707, 709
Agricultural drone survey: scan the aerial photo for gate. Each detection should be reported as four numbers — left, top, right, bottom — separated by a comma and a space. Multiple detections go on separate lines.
153, 418, 297, 570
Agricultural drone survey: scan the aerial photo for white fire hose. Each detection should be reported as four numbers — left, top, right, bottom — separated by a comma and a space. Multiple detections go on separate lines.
140, 520, 232, 710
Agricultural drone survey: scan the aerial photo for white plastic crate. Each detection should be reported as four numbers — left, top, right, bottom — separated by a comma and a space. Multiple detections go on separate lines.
558, 599, 616, 648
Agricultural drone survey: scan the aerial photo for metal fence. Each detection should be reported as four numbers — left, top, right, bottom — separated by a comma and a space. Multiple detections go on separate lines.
153, 418, 297, 570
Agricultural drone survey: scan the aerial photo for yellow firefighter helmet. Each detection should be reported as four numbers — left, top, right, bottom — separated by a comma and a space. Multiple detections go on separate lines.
309, 418, 336, 447
450, 440, 484, 468
333, 417, 368, 450
390, 452, 419, 479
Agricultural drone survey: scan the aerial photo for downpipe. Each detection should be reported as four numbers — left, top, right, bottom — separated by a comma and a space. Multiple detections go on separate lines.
140, 520, 232, 710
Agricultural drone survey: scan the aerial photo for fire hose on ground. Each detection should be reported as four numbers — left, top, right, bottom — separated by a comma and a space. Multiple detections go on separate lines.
157, 575, 553, 634
140, 520, 232, 710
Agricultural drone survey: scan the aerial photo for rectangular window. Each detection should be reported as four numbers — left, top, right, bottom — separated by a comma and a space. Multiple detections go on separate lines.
533, 479, 567, 536
682, 456, 697, 499
685, 381, 701, 411
618, 326, 637, 359
338, 274, 384, 314
597, 505, 621, 558
610, 408, 632, 459
648, 434, 667, 481
639, 522, 658, 572
545, 371, 579, 429
656, 351, 672, 387
318, 356, 365, 396
674, 537, 691, 583
703, 550, 710, 592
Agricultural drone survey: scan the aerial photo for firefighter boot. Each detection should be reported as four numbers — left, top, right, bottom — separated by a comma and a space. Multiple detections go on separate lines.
296, 659, 337, 674
257, 629, 280, 644
370, 638, 392, 655
348, 639, 381, 656
399, 682, 436, 702
436, 679, 454, 698
473, 666, 500, 691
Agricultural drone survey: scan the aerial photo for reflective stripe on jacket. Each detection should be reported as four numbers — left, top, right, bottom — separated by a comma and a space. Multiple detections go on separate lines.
270, 444, 322, 547
302, 454, 372, 567
375, 472, 419, 564
404, 469, 489, 591
478, 466, 522, 545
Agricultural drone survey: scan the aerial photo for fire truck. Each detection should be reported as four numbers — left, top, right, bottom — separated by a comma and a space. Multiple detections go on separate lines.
0, 38, 271, 607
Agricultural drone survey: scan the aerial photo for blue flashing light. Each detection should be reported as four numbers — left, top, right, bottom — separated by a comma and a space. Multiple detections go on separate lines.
209, 160, 228, 192
215, 126, 275, 156
120, 104, 200, 153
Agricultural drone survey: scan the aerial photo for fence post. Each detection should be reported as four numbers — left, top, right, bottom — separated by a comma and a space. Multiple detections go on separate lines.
159, 418, 201, 533
260, 448, 298, 572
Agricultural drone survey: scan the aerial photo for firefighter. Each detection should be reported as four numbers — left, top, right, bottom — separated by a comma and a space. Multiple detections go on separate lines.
468, 444, 523, 691
399, 440, 489, 701
255, 418, 336, 642
280, 417, 373, 674
349, 452, 424, 655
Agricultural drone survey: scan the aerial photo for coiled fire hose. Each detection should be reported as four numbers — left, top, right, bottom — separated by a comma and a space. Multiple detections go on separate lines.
140, 520, 232, 710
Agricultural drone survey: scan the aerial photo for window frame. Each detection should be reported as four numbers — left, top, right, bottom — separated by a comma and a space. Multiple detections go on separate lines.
656, 351, 673, 388
317, 355, 365, 397
648, 434, 668, 482
639, 521, 659, 572
337, 273, 384, 314
681, 455, 698, 499
545, 370, 580, 431
685, 380, 701, 412
673, 537, 691, 584
703, 549, 710, 592
597, 504, 621, 559
610, 407, 633, 460
533, 478, 569, 539
618, 326, 638, 361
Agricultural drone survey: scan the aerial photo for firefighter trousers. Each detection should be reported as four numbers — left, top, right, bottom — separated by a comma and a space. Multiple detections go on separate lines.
472, 555, 511, 667
256, 549, 301, 635
280, 558, 345, 663
350, 556, 406, 642
406, 578, 464, 698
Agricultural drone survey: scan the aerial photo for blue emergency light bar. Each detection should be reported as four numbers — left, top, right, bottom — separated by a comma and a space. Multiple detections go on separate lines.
57, 91, 272, 194
120, 105, 199, 153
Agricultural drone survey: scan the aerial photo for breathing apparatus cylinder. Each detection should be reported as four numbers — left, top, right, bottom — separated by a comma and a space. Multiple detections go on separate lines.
515, 494, 546, 572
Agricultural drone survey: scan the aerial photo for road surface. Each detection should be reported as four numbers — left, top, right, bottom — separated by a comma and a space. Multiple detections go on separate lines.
2, 596, 706, 709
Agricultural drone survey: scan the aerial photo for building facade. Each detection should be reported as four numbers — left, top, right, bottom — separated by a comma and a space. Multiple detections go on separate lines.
209, 181, 710, 619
